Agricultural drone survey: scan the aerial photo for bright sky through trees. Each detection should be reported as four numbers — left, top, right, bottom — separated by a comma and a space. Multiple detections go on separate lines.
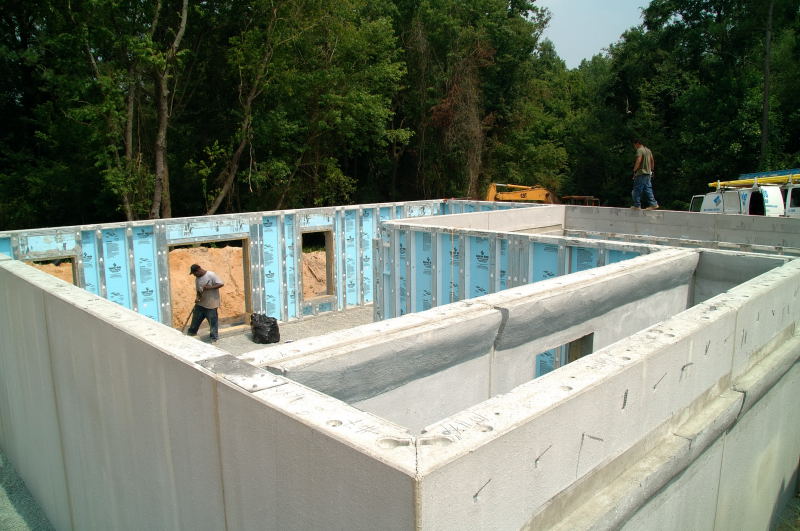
537, 0, 648, 68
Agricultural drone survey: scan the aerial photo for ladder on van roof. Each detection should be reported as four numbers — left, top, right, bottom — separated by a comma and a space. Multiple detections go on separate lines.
707, 173, 800, 189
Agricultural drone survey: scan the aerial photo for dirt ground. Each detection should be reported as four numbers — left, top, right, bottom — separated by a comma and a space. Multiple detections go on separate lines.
27, 260, 74, 284
29, 248, 329, 328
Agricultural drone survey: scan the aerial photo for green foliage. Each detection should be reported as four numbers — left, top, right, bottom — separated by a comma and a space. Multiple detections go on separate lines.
3, 0, 800, 227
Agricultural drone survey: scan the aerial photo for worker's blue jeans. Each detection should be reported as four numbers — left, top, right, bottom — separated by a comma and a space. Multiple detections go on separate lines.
632, 174, 658, 208
187, 305, 219, 340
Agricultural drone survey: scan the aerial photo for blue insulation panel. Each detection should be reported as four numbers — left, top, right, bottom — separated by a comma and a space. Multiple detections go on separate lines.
532, 243, 559, 281
535, 349, 557, 377
0, 238, 11, 257
415, 232, 433, 312
21, 233, 74, 255
570, 247, 599, 273
80, 231, 100, 295
262, 216, 282, 318
468, 236, 491, 298
132, 226, 160, 320
360, 209, 374, 303
345, 210, 358, 306
101, 228, 131, 308
165, 218, 248, 241
301, 212, 333, 228
608, 250, 640, 264
284, 215, 298, 318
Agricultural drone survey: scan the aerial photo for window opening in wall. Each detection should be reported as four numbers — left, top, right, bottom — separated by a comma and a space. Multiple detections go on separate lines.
168, 239, 249, 330
302, 231, 334, 300
535, 333, 595, 378
26, 257, 76, 284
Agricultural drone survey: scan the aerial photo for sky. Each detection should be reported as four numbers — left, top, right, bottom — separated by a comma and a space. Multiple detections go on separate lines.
536, 0, 649, 69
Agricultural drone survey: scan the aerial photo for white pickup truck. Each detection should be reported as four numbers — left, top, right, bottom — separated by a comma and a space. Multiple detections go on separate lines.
689, 171, 800, 217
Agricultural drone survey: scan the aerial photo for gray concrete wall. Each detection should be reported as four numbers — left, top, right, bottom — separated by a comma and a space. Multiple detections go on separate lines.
413, 258, 800, 530
565, 206, 800, 251
0, 258, 417, 531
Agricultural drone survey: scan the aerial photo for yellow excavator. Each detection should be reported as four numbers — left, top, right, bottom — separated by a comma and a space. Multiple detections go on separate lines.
484, 183, 599, 206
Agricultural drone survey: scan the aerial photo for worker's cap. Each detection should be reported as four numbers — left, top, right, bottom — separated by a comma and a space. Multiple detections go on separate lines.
189, 264, 201, 275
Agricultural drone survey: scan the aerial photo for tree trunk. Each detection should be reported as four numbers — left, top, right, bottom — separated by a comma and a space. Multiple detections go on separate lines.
148, 0, 188, 219
759, 0, 774, 170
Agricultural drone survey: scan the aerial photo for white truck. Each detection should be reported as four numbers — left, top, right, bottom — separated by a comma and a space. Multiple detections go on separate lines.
689, 170, 800, 217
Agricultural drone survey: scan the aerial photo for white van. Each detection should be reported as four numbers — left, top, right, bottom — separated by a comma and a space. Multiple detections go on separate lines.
692, 185, 785, 216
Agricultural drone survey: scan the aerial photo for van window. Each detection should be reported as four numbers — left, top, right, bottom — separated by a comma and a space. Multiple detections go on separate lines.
748, 190, 766, 215
689, 195, 704, 212
722, 191, 740, 213
790, 188, 800, 208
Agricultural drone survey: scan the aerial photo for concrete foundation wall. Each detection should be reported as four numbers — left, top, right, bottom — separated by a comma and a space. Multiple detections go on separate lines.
2, 206, 799, 531
564, 206, 800, 255
413, 258, 800, 530
0, 257, 417, 531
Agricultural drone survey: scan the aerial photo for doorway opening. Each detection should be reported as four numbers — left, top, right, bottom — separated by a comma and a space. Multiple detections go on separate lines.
301, 231, 334, 300
167, 239, 250, 330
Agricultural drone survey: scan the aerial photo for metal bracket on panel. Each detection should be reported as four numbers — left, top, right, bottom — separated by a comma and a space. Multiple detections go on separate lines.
95, 229, 107, 300
463, 235, 472, 303
431, 230, 438, 309
490, 235, 499, 294
155, 223, 172, 326
372, 237, 384, 321
390, 228, 401, 319
248, 219, 264, 315
279, 214, 289, 322
73, 229, 86, 288
196, 355, 285, 393
126, 226, 139, 313
597, 247, 608, 267
558, 244, 568, 277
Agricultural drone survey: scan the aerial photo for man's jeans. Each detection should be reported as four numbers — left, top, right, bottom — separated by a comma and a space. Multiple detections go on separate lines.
187, 304, 219, 340
632, 174, 658, 208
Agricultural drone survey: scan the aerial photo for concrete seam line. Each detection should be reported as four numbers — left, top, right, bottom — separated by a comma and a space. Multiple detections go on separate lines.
732, 329, 800, 418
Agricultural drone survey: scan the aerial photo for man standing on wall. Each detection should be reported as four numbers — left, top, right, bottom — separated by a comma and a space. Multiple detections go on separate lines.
631, 139, 659, 210
187, 263, 225, 343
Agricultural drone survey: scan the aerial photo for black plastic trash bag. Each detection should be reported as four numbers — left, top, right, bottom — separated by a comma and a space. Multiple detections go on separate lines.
250, 313, 280, 344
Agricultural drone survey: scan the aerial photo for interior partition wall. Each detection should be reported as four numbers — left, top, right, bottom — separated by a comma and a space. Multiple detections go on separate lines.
373, 221, 652, 320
